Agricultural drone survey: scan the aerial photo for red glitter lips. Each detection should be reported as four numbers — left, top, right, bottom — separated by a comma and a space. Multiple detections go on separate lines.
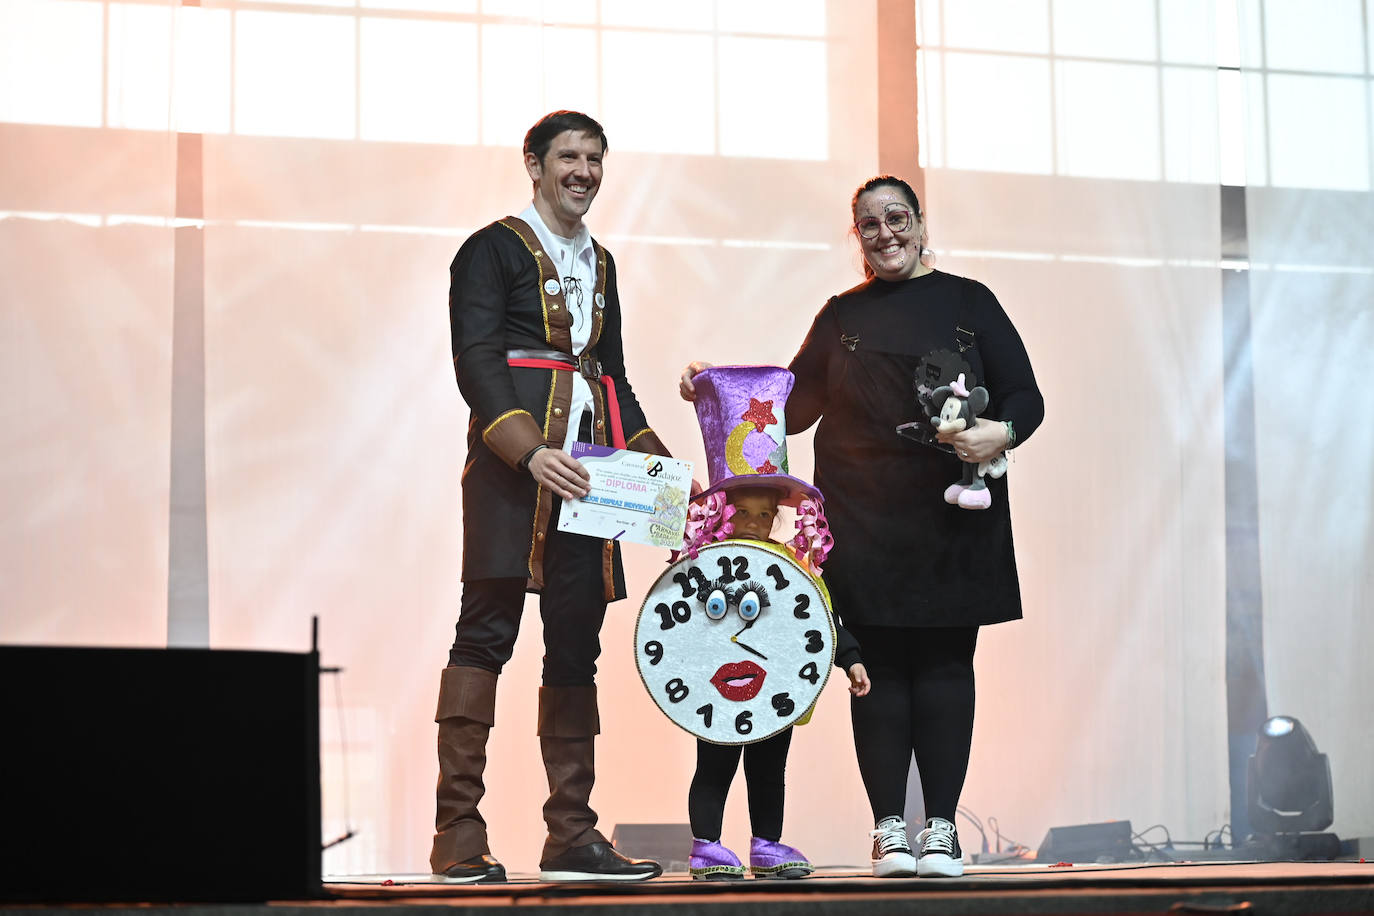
711, 661, 766, 701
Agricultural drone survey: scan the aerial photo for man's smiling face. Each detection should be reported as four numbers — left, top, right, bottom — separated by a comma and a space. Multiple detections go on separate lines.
526, 129, 604, 236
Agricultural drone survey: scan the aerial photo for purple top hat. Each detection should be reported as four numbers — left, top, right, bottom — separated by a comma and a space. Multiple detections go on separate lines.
692, 365, 823, 508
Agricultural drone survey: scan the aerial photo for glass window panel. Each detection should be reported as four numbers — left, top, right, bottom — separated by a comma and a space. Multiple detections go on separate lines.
1216, 0, 1241, 68
600, 0, 714, 31
600, 31, 715, 154
916, 0, 941, 47
1262, 0, 1364, 73
249, 0, 353, 10
541, 27, 600, 118
916, 48, 943, 168
1266, 73, 1369, 190
717, 37, 826, 160
362, 0, 476, 13
1056, 60, 1161, 180
0, 0, 103, 127
1236, 0, 1265, 69
1053, 0, 1157, 62
361, 18, 477, 145
1217, 68, 1246, 185
481, 0, 538, 16
1242, 70, 1269, 186
1162, 66, 1220, 184
540, 0, 596, 25
235, 11, 356, 140
942, 52, 1052, 174
717, 0, 824, 37
1369, 3, 1374, 76
174, 8, 231, 135
108, 4, 173, 132
481, 24, 542, 147
943, 0, 1049, 54
1160, 0, 1217, 65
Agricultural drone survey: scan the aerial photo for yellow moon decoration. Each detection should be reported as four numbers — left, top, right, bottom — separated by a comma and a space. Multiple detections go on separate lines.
724, 421, 759, 476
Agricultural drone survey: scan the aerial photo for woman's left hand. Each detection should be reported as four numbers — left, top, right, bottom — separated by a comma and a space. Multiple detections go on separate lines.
847, 663, 871, 697
940, 418, 1009, 464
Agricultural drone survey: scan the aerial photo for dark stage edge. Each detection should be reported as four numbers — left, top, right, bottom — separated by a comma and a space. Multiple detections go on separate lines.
6, 863, 1374, 916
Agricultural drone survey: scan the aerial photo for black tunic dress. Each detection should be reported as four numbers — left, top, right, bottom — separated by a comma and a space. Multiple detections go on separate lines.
786, 270, 1044, 628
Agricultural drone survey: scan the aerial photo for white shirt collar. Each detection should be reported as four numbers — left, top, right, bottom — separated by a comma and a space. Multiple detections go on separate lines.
519, 202, 594, 268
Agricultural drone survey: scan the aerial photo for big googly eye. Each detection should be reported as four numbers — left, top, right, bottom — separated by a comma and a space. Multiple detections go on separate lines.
705, 589, 728, 620
737, 591, 762, 621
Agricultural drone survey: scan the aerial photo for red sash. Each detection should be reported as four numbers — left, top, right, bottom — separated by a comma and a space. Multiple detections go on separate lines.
506, 356, 626, 450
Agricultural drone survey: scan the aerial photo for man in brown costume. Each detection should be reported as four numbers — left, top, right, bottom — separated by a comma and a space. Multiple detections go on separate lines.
430, 111, 669, 883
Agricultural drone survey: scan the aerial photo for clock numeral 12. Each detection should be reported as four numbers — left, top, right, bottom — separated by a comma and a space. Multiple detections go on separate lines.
716, 555, 750, 583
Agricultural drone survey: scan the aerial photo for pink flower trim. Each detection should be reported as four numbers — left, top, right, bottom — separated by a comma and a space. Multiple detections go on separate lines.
789, 497, 833, 573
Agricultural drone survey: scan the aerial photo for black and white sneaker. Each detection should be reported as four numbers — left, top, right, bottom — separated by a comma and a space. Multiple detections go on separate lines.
539, 841, 663, 882
915, 816, 964, 877
869, 815, 917, 877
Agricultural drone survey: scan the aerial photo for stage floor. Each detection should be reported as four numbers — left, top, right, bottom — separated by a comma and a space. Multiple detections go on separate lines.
5, 861, 1371, 915
311, 861, 1374, 915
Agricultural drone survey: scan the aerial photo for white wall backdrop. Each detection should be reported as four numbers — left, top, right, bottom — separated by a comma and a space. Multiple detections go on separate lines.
2, 0, 1370, 875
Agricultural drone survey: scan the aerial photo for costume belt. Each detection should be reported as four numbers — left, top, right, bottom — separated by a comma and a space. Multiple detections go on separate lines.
506, 348, 625, 450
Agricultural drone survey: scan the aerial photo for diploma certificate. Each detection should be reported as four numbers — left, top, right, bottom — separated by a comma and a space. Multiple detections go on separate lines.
558, 444, 694, 549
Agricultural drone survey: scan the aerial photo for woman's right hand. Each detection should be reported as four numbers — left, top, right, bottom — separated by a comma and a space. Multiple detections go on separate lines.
678, 361, 714, 401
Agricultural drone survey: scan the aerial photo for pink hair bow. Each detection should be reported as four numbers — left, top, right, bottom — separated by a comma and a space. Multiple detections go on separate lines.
789, 497, 833, 573
672, 491, 736, 562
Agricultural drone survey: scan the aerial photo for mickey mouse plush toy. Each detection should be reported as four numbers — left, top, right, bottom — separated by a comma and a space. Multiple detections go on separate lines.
929, 373, 1008, 510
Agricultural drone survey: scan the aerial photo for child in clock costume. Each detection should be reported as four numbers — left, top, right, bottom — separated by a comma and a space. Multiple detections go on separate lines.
635, 365, 869, 880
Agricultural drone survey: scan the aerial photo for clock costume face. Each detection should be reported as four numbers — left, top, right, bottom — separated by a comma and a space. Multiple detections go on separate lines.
635, 540, 834, 744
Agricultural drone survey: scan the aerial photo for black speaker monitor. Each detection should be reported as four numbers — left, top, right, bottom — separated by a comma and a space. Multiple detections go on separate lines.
1035, 820, 1137, 863
1, 645, 322, 902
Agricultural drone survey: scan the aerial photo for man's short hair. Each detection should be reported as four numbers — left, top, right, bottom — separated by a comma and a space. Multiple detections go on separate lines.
523, 111, 608, 163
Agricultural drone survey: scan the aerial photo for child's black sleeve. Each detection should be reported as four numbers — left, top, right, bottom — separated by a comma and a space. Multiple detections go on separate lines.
834, 620, 862, 672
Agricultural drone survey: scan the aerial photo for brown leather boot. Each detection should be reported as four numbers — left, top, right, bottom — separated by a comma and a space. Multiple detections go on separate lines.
537, 684, 606, 863
429, 666, 505, 883
536, 685, 661, 882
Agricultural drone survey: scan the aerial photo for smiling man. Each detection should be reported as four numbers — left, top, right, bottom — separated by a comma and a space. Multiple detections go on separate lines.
430, 111, 672, 883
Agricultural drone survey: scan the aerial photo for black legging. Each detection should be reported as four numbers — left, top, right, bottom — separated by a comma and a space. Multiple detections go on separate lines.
848, 625, 978, 823
688, 728, 793, 842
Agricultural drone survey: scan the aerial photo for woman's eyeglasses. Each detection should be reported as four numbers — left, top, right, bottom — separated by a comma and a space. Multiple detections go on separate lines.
854, 209, 914, 239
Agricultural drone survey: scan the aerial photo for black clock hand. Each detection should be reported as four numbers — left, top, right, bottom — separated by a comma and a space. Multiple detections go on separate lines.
731, 636, 768, 661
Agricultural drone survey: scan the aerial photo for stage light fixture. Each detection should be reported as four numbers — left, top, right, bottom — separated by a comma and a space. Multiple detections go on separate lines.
1246, 715, 1333, 836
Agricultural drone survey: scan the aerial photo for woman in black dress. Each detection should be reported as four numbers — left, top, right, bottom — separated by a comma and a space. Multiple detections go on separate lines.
680, 176, 1043, 878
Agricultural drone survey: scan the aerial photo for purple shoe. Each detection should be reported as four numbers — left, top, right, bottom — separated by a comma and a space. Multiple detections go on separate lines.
749, 837, 814, 879
689, 839, 745, 880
